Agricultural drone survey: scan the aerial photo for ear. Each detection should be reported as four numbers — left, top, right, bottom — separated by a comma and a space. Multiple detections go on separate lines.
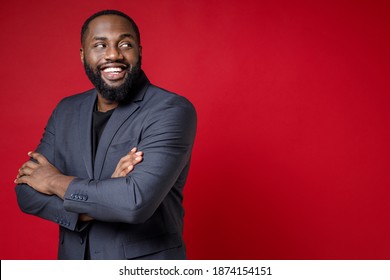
80, 48, 85, 65
139, 45, 142, 57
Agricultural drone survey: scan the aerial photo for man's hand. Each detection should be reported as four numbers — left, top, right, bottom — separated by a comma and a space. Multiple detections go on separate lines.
79, 148, 143, 223
111, 147, 143, 178
15, 148, 142, 222
15, 151, 74, 199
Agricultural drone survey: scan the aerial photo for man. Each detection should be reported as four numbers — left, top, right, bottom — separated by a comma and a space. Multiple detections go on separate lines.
14, 10, 197, 260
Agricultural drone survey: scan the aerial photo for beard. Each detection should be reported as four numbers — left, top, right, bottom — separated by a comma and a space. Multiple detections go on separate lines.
83, 58, 142, 103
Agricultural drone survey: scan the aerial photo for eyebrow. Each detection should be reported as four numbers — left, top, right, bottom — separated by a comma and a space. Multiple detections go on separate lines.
92, 33, 135, 41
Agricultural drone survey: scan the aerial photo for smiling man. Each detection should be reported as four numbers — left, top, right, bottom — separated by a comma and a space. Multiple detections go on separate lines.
81, 12, 143, 108
14, 10, 197, 260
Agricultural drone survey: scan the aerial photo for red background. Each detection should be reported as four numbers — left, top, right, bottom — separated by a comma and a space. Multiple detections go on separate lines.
1, 0, 390, 259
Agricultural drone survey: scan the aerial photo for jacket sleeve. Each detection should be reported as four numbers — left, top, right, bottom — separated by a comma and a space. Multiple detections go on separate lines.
15, 105, 80, 231
63, 97, 197, 224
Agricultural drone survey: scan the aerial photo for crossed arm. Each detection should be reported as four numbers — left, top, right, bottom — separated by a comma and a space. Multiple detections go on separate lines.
15, 95, 196, 227
15, 148, 143, 221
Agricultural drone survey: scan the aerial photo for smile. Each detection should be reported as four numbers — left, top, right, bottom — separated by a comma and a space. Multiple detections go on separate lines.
100, 65, 128, 81
103, 67, 124, 73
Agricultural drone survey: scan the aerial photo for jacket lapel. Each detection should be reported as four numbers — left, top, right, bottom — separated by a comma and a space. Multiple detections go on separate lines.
78, 90, 97, 179
93, 102, 140, 179
93, 73, 150, 179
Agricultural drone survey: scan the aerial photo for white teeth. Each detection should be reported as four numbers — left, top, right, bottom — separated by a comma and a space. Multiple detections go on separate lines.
103, 67, 122, 73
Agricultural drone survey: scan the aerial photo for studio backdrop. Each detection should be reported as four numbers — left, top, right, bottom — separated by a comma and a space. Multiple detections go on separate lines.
1, 0, 389, 259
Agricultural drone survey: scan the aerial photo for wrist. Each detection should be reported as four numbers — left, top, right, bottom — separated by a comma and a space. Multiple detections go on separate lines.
48, 174, 75, 199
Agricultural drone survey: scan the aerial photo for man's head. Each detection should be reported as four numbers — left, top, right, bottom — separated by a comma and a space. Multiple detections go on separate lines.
81, 10, 141, 46
80, 10, 142, 103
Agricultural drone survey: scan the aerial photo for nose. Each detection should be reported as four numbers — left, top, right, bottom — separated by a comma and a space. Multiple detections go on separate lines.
104, 46, 123, 61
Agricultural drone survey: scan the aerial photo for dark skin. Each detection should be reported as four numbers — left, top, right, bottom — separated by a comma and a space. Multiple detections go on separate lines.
81, 14, 142, 112
15, 15, 144, 221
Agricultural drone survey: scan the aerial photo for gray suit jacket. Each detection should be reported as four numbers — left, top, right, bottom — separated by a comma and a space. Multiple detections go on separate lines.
15, 73, 197, 259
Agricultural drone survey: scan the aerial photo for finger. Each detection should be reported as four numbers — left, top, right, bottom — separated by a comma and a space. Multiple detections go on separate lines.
23, 160, 40, 169
14, 175, 29, 185
126, 148, 136, 156
114, 168, 127, 178
123, 151, 142, 165
79, 214, 94, 222
28, 151, 49, 165
121, 157, 141, 167
116, 158, 132, 171
17, 166, 34, 177
117, 154, 131, 165
119, 165, 133, 177
112, 159, 130, 178
17, 166, 26, 178
112, 161, 132, 177
17, 169, 27, 179
112, 148, 142, 178
127, 147, 141, 156
17, 160, 39, 177
127, 165, 134, 172
119, 163, 134, 174
136, 153, 143, 158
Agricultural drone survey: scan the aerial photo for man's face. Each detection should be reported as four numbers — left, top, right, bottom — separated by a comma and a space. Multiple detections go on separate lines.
81, 15, 142, 102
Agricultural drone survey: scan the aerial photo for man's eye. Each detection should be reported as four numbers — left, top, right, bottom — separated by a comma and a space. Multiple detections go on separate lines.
95, 43, 106, 48
120, 43, 132, 48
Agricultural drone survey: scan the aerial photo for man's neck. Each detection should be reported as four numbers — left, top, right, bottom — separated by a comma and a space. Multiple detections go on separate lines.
96, 94, 118, 112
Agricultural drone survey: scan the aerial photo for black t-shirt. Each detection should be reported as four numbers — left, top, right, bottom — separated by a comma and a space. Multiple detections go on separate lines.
84, 104, 115, 259
92, 106, 115, 161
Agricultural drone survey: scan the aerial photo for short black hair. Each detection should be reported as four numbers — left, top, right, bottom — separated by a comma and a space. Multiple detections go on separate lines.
81, 10, 141, 45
